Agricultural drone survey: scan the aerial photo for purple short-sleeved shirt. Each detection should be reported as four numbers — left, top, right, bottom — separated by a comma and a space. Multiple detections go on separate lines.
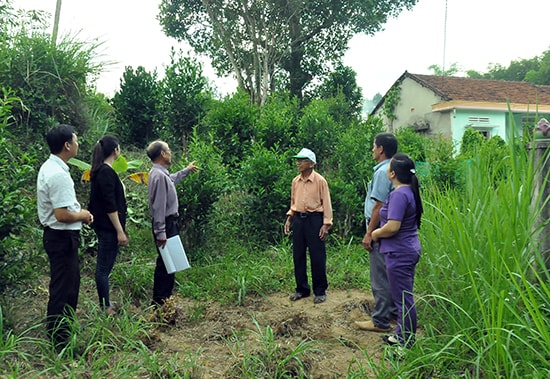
379, 186, 421, 253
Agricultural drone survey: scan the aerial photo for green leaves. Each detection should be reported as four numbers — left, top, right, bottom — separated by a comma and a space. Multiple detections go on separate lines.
158, 0, 419, 102
68, 155, 147, 183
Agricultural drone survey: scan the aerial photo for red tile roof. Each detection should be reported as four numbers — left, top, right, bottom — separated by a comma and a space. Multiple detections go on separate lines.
406, 72, 550, 104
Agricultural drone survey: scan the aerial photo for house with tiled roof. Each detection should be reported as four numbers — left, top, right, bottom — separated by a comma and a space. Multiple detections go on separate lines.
371, 71, 550, 146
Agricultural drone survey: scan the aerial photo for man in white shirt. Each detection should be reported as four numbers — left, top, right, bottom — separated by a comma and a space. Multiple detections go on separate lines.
37, 124, 93, 350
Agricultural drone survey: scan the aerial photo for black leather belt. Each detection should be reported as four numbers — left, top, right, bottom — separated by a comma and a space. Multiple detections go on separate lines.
296, 212, 322, 218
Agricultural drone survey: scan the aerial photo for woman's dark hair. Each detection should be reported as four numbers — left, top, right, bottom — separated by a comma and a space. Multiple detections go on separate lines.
46, 124, 75, 154
390, 153, 424, 228
91, 135, 120, 180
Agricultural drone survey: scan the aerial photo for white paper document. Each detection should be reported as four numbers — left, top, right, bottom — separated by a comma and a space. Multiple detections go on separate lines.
158, 235, 190, 274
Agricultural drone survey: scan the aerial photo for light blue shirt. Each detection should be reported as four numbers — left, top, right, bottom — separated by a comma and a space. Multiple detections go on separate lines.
364, 159, 393, 221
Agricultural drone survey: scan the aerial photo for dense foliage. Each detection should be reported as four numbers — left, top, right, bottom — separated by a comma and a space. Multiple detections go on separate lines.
0, 90, 42, 290
158, 0, 419, 103
467, 48, 550, 85
0, 4, 103, 143
3, 2, 550, 377
111, 66, 159, 148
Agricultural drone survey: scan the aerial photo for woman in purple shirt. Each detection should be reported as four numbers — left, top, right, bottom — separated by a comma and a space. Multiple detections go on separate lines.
372, 153, 423, 349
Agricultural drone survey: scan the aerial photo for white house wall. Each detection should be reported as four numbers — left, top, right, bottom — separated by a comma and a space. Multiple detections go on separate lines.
379, 77, 453, 137
374, 72, 550, 149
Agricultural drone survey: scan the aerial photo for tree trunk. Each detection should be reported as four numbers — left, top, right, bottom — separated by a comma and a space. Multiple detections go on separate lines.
285, 2, 310, 102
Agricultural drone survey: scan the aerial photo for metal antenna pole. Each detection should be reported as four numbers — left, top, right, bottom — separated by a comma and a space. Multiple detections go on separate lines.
443, 0, 448, 72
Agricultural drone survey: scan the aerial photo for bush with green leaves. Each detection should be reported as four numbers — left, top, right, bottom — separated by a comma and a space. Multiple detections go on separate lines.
313, 63, 364, 123
457, 129, 511, 189
0, 90, 41, 290
230, 144, 295, 245
176, 133, 230, 250
459, 126, 486, 158
468, 134, 510, 185
395, 126, 430, 161
328, 118, 384, 237
112, 66, 160, 148
295, 98, 346, 170
423, 133, 463, 192
393, 129, 463, 193
155, 50, 212, 151
255, 92, 300, 150
197, 90, 258, 168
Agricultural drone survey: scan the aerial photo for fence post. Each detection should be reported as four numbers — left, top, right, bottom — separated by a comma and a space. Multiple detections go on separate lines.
528, 118, 550, 276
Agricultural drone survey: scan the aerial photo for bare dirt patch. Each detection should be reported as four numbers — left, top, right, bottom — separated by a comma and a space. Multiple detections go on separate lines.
8, 280, 390, 378
146, 289, 387, 378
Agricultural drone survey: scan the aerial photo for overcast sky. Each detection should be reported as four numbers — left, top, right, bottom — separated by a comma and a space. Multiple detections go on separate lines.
11, 0, 550, 100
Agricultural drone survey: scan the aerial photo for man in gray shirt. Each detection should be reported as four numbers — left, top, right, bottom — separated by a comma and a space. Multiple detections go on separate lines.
356, 133, 398, 332
146, 140, 198, 306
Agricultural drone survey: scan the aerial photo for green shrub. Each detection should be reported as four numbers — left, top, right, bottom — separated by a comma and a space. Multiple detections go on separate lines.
395, 126, 429, 161
328, 118, 384, 238
197, 90, 258, 167
459, 127, 486, 158
1, 27, 102, 142
112, 66, 159, 148
325, 173, 363, 239
0, 90, 41, 290
177, 133, 230, 250
155, 51, 212, 151
295, 99, 345, 171
234, 145, 294, 245
255, 92, 300, 150
424, 134, 463, 192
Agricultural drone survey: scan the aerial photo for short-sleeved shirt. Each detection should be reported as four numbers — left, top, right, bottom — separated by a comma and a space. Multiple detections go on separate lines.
37, 154, 82, 230
378, 186, 420, 253
287, 170, 333, 226
364, 159, 393, 221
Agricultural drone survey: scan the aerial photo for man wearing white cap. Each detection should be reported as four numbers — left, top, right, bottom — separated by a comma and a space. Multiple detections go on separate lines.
284, 148, 333, 304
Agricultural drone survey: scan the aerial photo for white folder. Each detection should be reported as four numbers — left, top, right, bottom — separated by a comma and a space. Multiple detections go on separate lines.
158, 235, 191, 274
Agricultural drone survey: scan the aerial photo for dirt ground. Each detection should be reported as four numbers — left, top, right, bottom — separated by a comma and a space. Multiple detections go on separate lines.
144, 289, 390, 378
10, 281, 393, 378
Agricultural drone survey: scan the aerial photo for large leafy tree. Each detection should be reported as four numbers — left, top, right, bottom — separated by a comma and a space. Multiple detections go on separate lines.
158, 0, 418, 104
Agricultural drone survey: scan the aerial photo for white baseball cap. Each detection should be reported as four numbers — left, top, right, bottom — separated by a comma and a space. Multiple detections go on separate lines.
292, 148, 316, 164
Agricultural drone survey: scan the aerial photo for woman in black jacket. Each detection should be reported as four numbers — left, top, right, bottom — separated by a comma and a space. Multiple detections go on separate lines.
89, 135, 128, 316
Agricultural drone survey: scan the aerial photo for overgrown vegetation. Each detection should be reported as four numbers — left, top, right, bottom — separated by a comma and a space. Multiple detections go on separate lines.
2, 2, 550, 377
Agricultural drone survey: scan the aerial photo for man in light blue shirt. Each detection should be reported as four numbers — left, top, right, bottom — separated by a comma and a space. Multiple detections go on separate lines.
356, 133, 398, 332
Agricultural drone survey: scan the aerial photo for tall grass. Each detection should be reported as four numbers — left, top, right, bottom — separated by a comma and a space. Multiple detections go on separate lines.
401, 134, 550, 377
3, 132, 550, 377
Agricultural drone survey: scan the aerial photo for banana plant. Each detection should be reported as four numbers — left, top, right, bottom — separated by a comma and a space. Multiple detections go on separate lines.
68, 156, 148, 184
